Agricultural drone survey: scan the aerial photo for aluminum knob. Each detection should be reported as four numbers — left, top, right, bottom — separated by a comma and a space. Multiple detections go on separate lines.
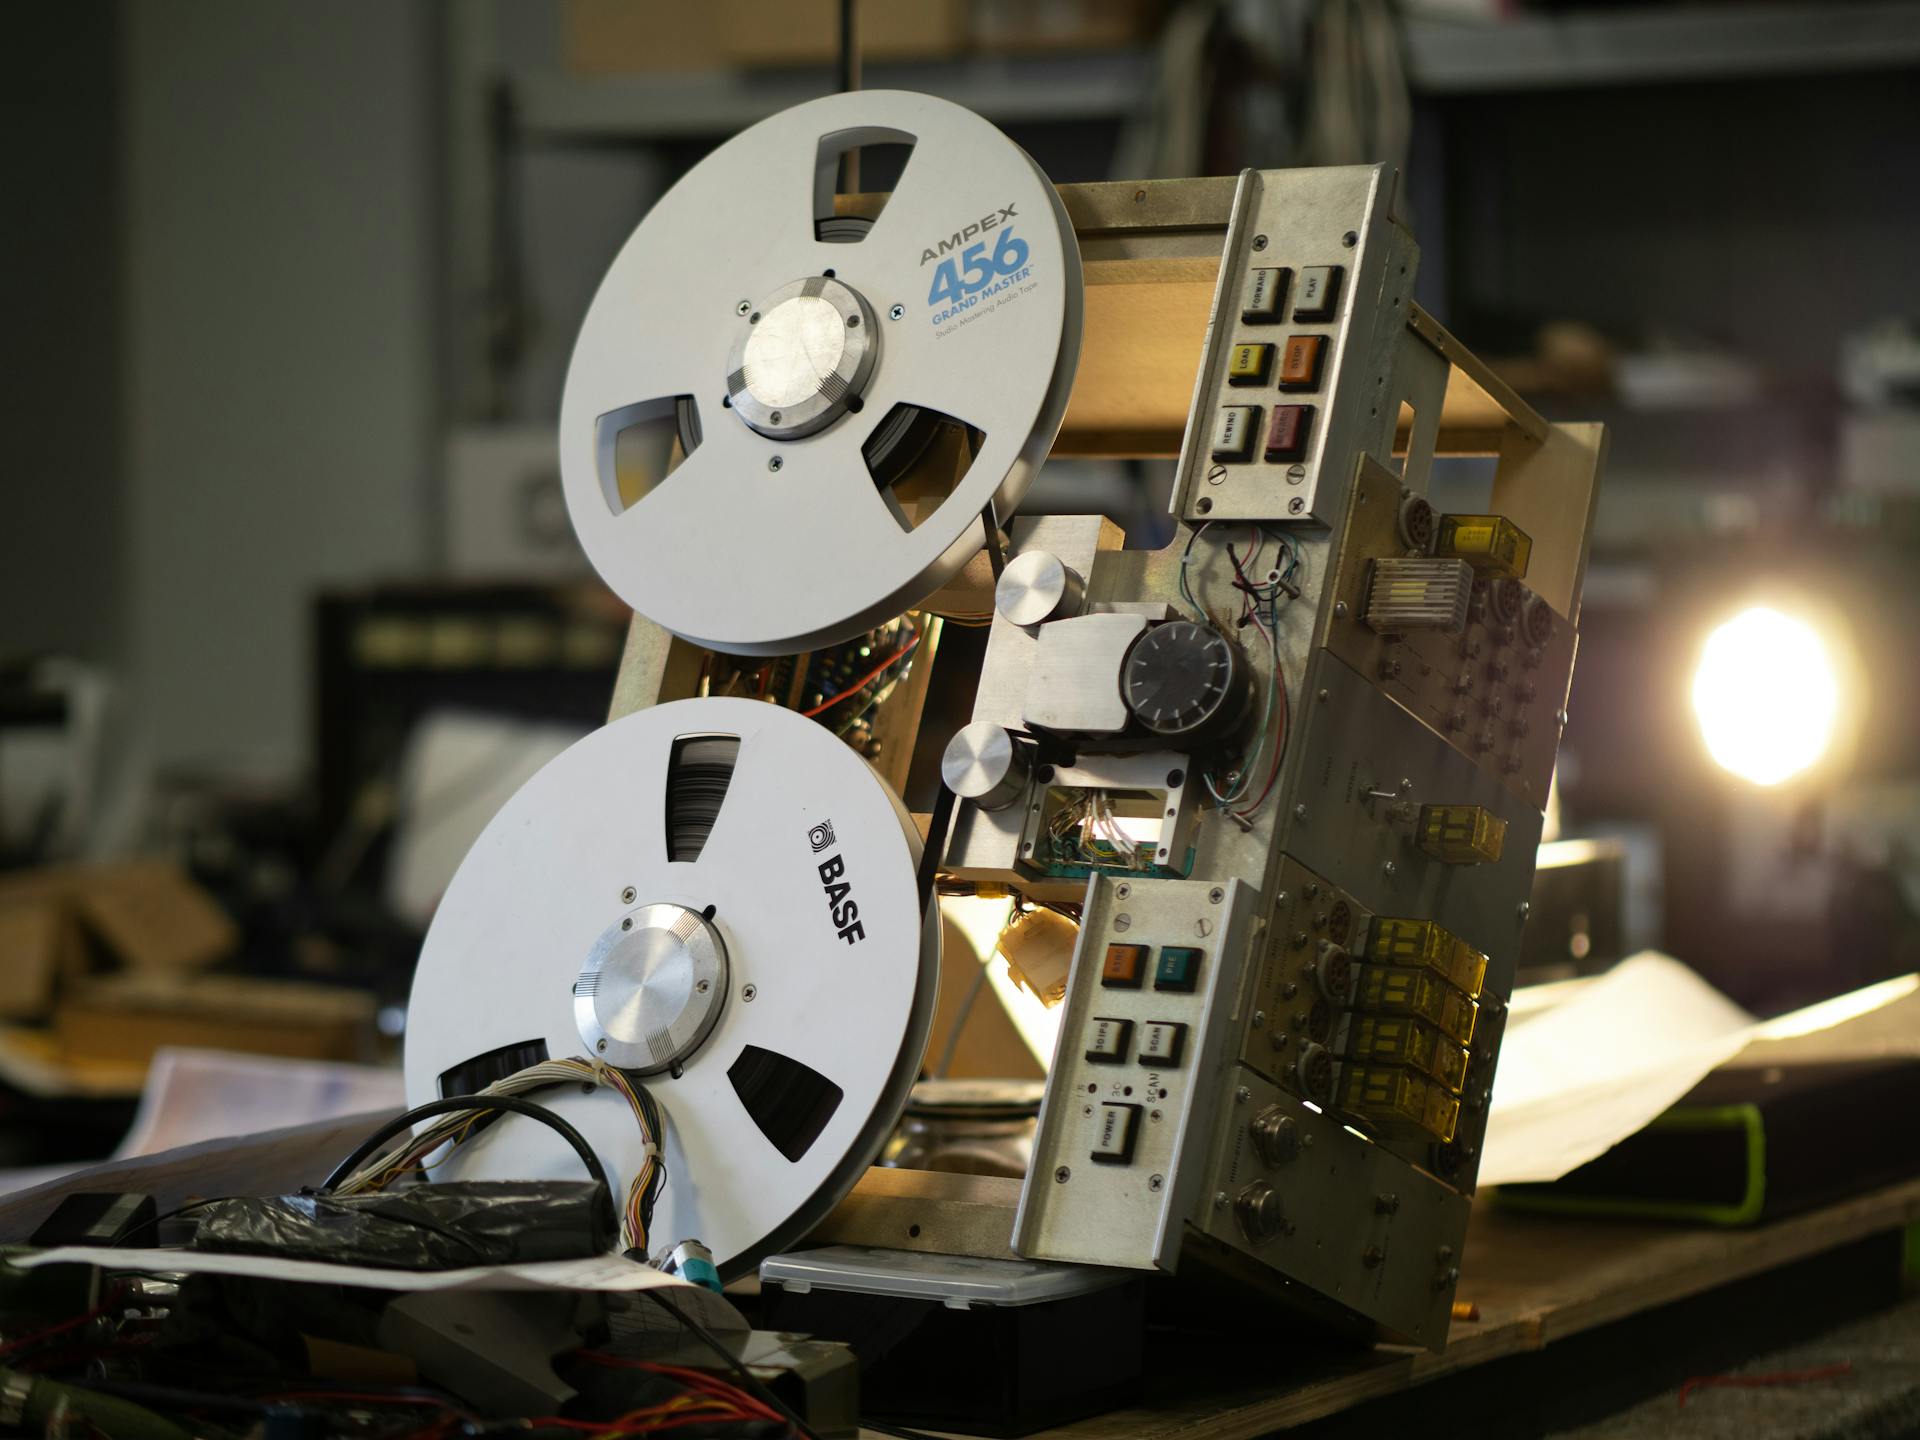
940, 722, 1030, 811
995, 550, 1085, 628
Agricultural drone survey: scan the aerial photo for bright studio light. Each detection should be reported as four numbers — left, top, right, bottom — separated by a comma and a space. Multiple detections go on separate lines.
1691, 606, 1839, 786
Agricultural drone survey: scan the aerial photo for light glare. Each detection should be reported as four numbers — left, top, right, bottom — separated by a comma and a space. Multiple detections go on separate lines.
1691, 607, 1838, 786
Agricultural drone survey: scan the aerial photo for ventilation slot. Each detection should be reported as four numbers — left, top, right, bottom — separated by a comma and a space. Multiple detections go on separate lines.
437, 1037, 551, 1099
728, 1044, 844, 1163
666, 734, 740, 863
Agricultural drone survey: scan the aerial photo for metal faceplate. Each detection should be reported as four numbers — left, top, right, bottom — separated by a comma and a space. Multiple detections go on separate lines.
559, 89, 1084, 656
404, 698, 939, 1278
1013, 876, 1258, 1270
1168, 165, 1416, 525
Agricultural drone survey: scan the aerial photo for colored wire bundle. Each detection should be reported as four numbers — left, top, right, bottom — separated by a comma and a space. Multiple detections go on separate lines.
330, 1056, 665, 1255
1188, 523, 1303, 820
801, 620, 921, 719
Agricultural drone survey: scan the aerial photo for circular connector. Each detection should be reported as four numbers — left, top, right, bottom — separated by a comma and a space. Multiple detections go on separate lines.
1397, 492, 1436, 554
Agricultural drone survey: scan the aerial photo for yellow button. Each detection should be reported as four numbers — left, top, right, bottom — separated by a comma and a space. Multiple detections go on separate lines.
1227, 343, 1273, 386
1101, 943, 1148, 988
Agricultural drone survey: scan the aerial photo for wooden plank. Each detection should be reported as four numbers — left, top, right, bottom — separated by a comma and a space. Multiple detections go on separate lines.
1000, 1176, 1920, 1440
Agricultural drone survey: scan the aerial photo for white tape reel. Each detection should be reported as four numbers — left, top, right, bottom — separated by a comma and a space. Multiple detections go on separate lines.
560, 90, 1082, 655
404, 698, 938, 1277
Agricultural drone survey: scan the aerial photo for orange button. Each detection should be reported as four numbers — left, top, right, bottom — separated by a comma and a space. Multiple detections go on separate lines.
1101, 943, 1148, 988
1278, 334, 1325, 391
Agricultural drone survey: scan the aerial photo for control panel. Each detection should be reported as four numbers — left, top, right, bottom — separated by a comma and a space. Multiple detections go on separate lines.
1014, 876, 1258, 1270
1171, 166, 1414, 525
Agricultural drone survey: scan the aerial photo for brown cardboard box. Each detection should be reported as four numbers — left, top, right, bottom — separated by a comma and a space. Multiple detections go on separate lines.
564, 0, 969, 72
0, 859, 238, 1020
54, 975, 376, 1067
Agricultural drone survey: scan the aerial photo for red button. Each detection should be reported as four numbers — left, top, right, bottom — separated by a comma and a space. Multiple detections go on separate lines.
1265, 404, 1314, 461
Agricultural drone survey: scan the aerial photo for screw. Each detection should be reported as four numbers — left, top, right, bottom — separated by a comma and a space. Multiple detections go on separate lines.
696, 979, 710, 993
1213, 1191, 1228, 1210
749, 311, 760, 323
1197, 496, 1213, 514
1149, 1109, 1162, 1122
596, 1038, 608, 1052
1209, 886, 1225, 904
1288, 498, 1306, 515
1334, 600, 1348, 618
889, 303, 905, 321
1148, 1172, 1164, 1191
1251, 234, 1269, 251
1317, 688, 1329, 702
1362, 1246, 1384, 1268
1374, 1192, 1400, 1214
1252, 1009, 1266, 1029
1114, 914, 1132, 932
1294, 804, 1309, 820
1196, 918, 1215, 938
742, 983, 757, 1002
1383, 860, 1397, 878
1343, 230, 1358, 248
620, 886, 636, 903
1517, 901, 1531, 923
1116, 883, 1131, 898
1055, 1166, 1071, 1184
621, 918, 633, 931
1236, 1087, 1251, 1104
846, 313, 860, 328
769, 410, 783, 424
768, 456, 783, 472
736, 299, 752, 315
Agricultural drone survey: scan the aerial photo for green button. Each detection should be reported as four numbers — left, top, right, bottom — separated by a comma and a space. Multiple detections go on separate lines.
1155, 946, 1203, 992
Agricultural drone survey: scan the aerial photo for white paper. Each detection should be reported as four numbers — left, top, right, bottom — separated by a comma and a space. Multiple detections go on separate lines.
116, 1048, 406, 1159
1479, 953, 1916, 1186
12, 1245, 692, 1295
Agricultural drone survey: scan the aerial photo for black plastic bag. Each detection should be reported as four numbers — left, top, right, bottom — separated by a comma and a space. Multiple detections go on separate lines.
191, 1180, 618, 1270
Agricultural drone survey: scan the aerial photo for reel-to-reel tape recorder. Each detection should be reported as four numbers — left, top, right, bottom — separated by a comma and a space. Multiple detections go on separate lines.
406, 88, 1607, 1350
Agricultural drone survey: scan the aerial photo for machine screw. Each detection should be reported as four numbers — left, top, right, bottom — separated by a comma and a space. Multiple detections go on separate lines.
742, 984, 757, 1002
1374, 1192, 1400, 1214
1288, 498, 1306, 514
1343, 230, 1359, 248
1236, 1087, 1251, 1105
620, 886, 636, 903
1317, 688, 1329, 703
1115, 883, 1131, 898
736, 299, 752, 315
1517, 901, 1531, 923
1213, 1191, 1228, 1209
846, 312, 860, 328
1148, 1173, 1164, 1191
696, 979, 710, 993
889, 303, 905, 321
1114, 913, 1132, 932
1055, 1166, 1072, 1184
1252, 1009, 1267, 1029
1251, 233, 1269, 251
1294, 803, 1309, 820
1333, 601, 1348, 618
1276, 890, 1291, 905
1435, 1266, 1461, 1290
597, 1039, 608, 1052
621, 918, 633, 931
1195, 918, 1214, 938
1209, 887, 1225, 904
767, 456, 783, 472
1280, 981, 1298, 999
1382, 860, 1397, 878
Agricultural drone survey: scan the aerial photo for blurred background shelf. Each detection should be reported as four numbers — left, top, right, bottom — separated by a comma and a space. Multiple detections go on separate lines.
1404, 1, 1920, 93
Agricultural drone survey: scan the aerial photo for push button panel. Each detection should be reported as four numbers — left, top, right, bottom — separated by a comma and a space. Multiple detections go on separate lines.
1171, 167, 1401, 525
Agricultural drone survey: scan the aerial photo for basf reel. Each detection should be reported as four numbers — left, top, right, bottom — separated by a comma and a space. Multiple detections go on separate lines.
559, 89, 1083, 656
404, 698, 939, 1278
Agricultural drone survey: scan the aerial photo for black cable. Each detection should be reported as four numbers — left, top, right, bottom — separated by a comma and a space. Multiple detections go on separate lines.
110, 1196, 231, 1248
319, 1093, 610, 1195
643, 1289, 822, 1440
861, 1425, 948, 1440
